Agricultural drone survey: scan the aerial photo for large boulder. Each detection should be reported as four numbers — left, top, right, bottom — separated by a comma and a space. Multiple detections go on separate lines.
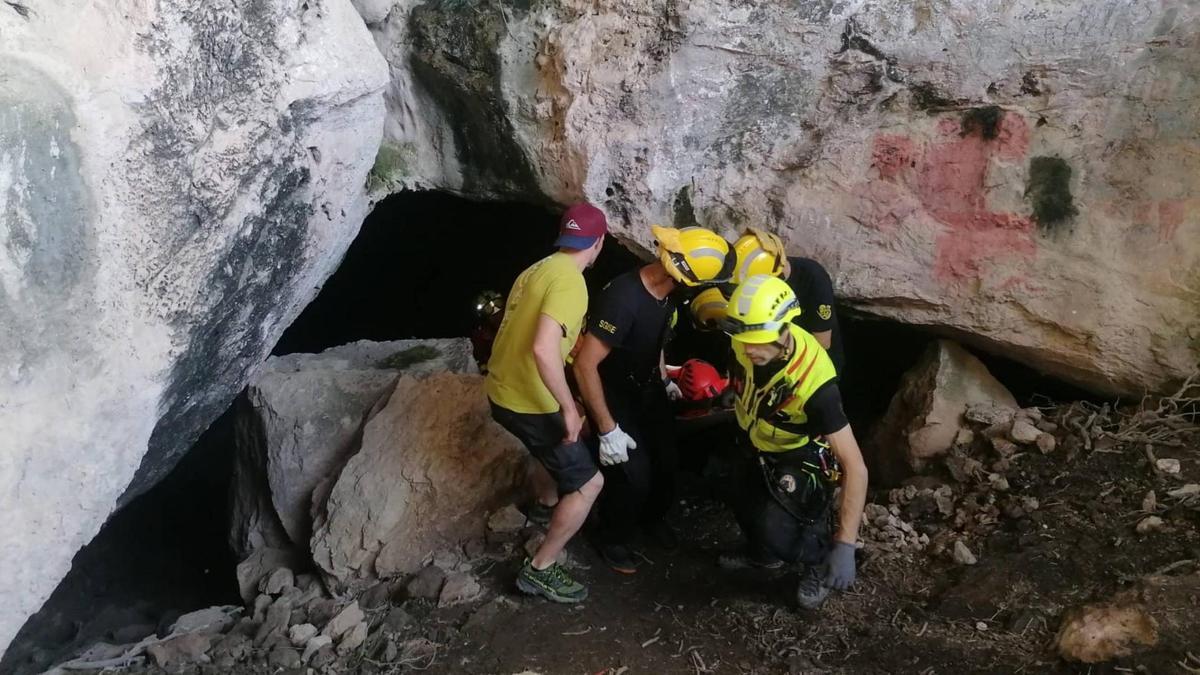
0, 0, 387, 658
868, 340, 1017, 483
365, 0, 1200, 396
231, 339, 477, 557
310, 372, 526, 593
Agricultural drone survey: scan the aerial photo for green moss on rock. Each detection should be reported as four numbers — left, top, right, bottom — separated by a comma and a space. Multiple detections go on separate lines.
377, 345, 441, 370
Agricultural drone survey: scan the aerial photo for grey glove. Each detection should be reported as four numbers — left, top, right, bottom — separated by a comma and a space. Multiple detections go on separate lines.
825, 541, 857, 590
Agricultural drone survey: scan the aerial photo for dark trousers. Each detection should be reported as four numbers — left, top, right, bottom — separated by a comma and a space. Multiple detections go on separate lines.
594, 386, 677, 547
730, 447, 833, 566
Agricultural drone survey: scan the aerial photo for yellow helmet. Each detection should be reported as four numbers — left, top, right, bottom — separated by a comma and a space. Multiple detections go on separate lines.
732, 227, 787, 283
723, 274, 801, 344
689, 286, 730, 330
651, 225, 735, 287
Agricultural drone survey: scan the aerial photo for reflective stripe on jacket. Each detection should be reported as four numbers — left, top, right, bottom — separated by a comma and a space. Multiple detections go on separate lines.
731, 323, 838, 453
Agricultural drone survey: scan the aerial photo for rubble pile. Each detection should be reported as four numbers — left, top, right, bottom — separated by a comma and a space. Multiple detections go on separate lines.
862, 402, 1062, 563
44, 505, 548, 673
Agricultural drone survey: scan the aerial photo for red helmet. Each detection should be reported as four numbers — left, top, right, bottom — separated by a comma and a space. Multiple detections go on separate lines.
676, 359, 726, 402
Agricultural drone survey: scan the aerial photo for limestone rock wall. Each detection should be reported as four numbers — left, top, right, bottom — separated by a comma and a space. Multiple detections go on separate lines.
0, 0, 388, 658
366, 0, 1200, 395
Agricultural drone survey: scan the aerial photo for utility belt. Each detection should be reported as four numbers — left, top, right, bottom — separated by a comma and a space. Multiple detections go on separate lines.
624, 367, 664, 391
756, 441, 840, 525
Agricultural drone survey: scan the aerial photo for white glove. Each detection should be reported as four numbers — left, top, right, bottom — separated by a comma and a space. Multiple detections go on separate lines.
599, 425, 637, 466
665, 380, 683, 401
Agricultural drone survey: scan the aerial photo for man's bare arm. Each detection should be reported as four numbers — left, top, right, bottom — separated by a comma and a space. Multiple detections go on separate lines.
573, 333, 616, 434
531, 314, 582, 442
825, 425, 868, 544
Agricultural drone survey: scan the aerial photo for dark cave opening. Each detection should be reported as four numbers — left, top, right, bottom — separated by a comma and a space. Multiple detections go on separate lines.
5, 190, 1105, 674
273, 190, 642, 355
2, 411, 241, 675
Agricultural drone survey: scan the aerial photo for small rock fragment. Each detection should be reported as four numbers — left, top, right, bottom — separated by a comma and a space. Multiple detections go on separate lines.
438, 572, 483, 607
252, 593, 272, 623
988, 473, 1010, 491
146, 633, 213, 668
302, 634, 333, 664
405, 564, 447, 600
209, 632, 250, 667
1167, 484, 1199, 499
953, 428, 975, 447
1142, 490, 1157, 513
261, 567, 295, 596
253, 597, 293, 647
1155, 458, 1181, 475
1036, 420, 1058, 434
989, 437, 1019, 458
170, 606, 239, 636
953, 540, 978, 565
945, 455, 984, 483
1135, 516, 1164, 534
487, 504, 528, 533
268, 643, 302, 669
360, 580, 394, 611
288, 623, 318, 647
1010, 419, 1041, 444
337, 621, 369, 655
1035, 433, 1056, 454
933, 488, 955, 516
965, 402, 1015, 426
306, 598, 339, 629
320, 601, 365, 641
310, 644, 337, 668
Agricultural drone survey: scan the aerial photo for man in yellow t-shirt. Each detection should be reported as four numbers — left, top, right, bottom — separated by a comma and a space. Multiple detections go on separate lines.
486, 202, 607, 604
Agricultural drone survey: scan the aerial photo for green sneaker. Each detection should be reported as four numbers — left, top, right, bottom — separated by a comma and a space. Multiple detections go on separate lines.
516, 559, 588, 603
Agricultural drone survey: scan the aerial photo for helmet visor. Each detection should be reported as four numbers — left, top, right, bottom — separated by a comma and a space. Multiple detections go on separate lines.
719, 316, 788, 343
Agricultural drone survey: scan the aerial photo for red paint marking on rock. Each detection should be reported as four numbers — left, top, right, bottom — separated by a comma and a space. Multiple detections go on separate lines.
1157, 199, 1185, 242
871, 135, 917, 181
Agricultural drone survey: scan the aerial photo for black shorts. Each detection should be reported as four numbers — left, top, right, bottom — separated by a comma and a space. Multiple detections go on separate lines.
489, 401, 598, 495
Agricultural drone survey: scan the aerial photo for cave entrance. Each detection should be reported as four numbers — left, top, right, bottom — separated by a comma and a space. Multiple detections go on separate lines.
273, 191, 640, 355
6, 189, 1104, 674
2, 190, 640, 674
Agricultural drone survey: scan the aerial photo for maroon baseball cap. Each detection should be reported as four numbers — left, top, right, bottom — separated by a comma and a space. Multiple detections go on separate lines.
555, 202, 608, 250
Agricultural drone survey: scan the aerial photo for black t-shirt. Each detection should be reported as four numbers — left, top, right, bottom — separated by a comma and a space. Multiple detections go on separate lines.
588, 269, 676, 394
787, 257, 845, 374
804, 381, 849, 436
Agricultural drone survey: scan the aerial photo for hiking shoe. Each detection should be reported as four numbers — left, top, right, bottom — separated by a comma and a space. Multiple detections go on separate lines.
643, 521, 679, 549
516, 559, 587, 603
521, 501, 554, 527
599, 544, 639, 574
796, 564, 830, 610
717, 551, 785, 571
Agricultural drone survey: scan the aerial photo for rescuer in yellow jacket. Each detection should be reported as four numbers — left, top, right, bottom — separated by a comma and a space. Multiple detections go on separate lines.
718, 274, 868, 610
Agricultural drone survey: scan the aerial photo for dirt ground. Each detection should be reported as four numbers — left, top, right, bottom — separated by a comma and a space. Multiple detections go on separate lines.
343, 402, 1200, 675
31, 397, 1199, 675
